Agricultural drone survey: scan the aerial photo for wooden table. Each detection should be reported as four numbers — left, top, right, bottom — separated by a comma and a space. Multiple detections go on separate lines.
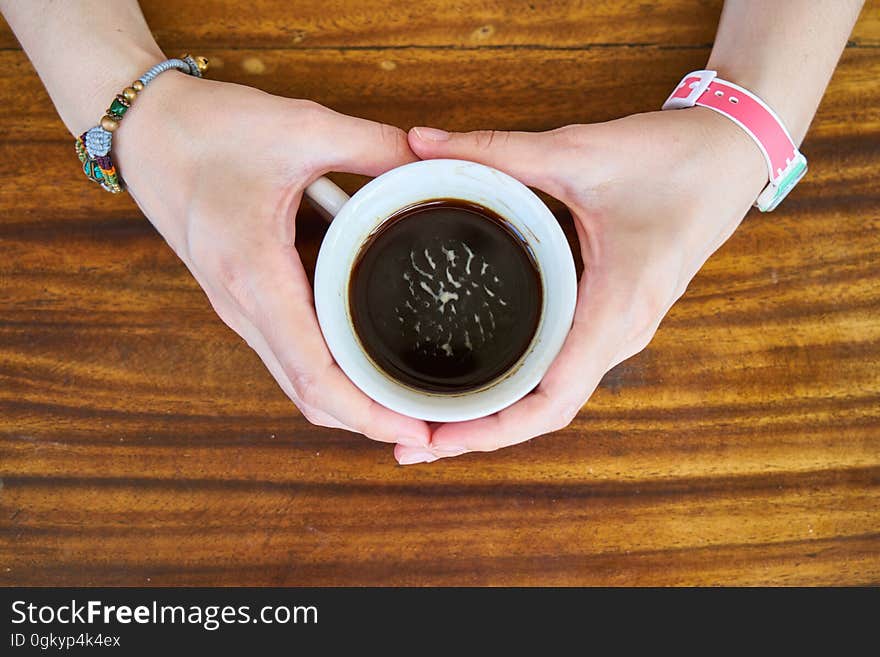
1, 1, 878, 586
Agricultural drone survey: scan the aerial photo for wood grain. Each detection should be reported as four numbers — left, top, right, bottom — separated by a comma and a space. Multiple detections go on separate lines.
0, 1, 878, 586
2, 1, 878, 49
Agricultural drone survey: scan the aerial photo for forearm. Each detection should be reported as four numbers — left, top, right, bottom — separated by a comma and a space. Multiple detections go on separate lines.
706, 0, 863, 145
0, 0, 165, 136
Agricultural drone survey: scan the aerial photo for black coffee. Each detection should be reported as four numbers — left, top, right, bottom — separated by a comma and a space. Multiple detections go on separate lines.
349, 199, 542, 393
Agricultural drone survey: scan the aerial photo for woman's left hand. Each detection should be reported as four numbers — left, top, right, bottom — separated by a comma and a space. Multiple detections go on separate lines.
396, 107, 769, 464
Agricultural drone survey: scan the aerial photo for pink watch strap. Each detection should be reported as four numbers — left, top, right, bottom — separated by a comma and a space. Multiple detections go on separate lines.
662, 70, 807, 212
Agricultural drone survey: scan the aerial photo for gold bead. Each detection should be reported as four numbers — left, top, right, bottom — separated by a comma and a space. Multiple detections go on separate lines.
132, 80, 144, 92
179, 53, 190, 61
194, 56, 209, 73
100, 115, 119, 132
122, 87, 138, 101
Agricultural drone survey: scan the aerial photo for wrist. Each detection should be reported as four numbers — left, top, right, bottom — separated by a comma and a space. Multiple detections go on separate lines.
59, 44, 167, 137
113, 69, 193, 176
111, 71, 206, 241
662, 68, 812, 212
670, 106, 770, 215
705, 55, 812, 146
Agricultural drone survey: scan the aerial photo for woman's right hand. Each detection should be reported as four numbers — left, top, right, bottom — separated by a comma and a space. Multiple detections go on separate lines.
114, 71, 431, 449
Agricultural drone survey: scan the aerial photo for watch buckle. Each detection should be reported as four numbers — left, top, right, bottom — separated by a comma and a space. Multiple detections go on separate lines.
662, 70, 717, 110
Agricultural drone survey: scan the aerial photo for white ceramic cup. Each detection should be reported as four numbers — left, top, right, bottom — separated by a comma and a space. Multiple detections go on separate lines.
308, 159, 576, 422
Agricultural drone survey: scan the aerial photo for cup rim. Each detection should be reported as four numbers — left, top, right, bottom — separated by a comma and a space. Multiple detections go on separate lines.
314, 159, 577, 422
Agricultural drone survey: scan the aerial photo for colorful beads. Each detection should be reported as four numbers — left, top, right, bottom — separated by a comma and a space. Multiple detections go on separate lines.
76, 132, 122, 193
75, 55, 208, 194
108, 95, 130, 118
100, 115, 119, 132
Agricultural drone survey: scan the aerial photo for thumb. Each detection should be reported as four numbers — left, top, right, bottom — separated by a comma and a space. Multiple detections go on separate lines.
311, 107, 418, 177
408, 126, 563, 194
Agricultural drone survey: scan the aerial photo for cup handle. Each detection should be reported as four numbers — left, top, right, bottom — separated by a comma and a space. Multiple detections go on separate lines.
304, 176, 350, 221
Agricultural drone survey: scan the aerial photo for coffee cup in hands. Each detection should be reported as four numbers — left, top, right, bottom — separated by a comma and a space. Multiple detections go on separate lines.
310, 159, 576, 422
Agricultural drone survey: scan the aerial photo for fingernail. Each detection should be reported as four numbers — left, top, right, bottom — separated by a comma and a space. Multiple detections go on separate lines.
413, 126, 450, 142
397, 450, 439, 466
430, 445, 468, 456
396, 434, 429, 448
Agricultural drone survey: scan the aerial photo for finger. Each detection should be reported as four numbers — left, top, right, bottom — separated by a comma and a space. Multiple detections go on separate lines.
249, 248, 431, 448
392, 417, 460, 466
194, 276, 351, 431
236, 313, 353, 431
309, 108, 418, 177
252, 332, 352, 431
412, 276, 627, 457
408, 126, 567, 196
394, 442, 468, 466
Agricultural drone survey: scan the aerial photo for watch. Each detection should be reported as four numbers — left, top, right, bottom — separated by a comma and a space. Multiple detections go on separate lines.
662, 69, 807, 212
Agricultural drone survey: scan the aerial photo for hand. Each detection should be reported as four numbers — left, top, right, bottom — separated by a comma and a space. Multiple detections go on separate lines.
114, 72, 431, 448
396, 108, 769, 464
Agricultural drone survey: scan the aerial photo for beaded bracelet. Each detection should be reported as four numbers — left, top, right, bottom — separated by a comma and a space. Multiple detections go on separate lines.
75, 55, 209, 193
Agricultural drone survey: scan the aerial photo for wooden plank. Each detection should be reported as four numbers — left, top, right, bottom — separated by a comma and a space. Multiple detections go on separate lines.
1, 472, 878, 585
1, 1, 878, 49
1, 47, 878, 145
